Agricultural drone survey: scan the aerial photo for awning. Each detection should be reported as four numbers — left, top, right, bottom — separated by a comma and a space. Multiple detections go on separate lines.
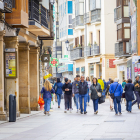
113, 57, 132, 65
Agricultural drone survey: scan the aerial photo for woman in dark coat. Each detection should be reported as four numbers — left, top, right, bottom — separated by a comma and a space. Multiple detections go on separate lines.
90, 77, 102, 114
124, 79, 135, 112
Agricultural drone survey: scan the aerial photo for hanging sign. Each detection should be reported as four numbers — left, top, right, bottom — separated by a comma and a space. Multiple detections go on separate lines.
44, 74, 52, 79
49, 58, 59, 67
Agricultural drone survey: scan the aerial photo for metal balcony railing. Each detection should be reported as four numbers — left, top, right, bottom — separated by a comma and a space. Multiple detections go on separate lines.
115, 41, 131, 58
29, 0, 40, 23
72, 18, 76, 28
41, 5, 48, 29
91, 9, 101, 23
1, 0, 12, 13
84, 12, 90, 24
70, 47, 84, 61
76, 15, 84, 26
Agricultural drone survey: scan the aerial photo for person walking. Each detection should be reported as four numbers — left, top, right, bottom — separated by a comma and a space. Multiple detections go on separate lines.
103, 79, 107, 96
105, 80, 114, 110
79, 76, 88, 114
109, 78, 123, 115
90, 77, 102, 114
124, 79, 135, 113
106, 78, 111, 89
40, 80, 55, 116
72, 77, 77, 106
62, 78, 72, 113
121, 80, 127, 104
132, 76, 140, 109
86, 76, 91, 106
53, 78, 63, 108
72, 75, 80, 113
98, 78, 104, 92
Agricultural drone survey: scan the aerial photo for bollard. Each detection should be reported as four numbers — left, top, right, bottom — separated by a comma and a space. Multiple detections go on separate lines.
9, 94, 16, 122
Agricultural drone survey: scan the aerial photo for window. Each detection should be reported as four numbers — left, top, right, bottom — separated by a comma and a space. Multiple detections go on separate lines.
69, 15, 72, 24
126, 42, 129, 53
124, 0, 129, 6
124, 29, 130, 38
123, 6, 129, 17
56, 28, 59, 38
68, 29, 73, 35
57, 54, 62, 59
117, 0, 122, 7
12, 0, 16, 8
68, 1, 73, 14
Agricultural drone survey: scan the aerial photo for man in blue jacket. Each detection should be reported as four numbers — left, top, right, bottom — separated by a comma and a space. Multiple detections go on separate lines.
109, 78, 123, 115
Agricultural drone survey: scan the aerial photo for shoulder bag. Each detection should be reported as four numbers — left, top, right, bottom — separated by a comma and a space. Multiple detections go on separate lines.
94, 85, 102, 97
110, 84, 118, 99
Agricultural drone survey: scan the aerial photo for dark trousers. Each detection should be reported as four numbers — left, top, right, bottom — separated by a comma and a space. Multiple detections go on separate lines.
126, 100, 132, 112
132, 91, 140, 107
64, 94, 72, 110
113, 96, 121, 114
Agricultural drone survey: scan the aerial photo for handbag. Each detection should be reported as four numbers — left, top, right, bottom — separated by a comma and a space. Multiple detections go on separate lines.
121, 92, 125, 98
98, 95, 105, 104
110, 84, 118, 99
94, 85, 102, 97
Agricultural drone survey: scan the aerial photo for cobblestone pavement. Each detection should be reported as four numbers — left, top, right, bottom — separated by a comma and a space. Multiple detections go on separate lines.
0, 99, 140, 140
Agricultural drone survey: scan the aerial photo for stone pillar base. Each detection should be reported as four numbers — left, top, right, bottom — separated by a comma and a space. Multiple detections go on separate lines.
20, 108, 31, 114
0, 114, 8, 121
31, 107, 40, 111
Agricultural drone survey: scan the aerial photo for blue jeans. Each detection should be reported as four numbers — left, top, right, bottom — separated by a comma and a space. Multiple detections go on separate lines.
113, 96, 121, 114
87, 91, 90, 103
132, 91, 140, 108
44, 98, 52, 112
126, 100, 132, 112
92, 99, 99, 112
57, 94, 61, 106
75, 94, 79, 109
79, 94, 87, 112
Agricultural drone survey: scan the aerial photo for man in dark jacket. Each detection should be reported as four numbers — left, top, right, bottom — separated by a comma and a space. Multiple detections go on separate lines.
72, 75, 80, 113
79, 75, 88, 114
132, 76, 140, 109
62, 78, 72, 113
106, 78, 111, 88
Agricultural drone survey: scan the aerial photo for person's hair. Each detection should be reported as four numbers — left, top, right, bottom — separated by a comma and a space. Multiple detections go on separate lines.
109, 78, 111, 81
81, 75, 85, 78
57, 78, 60, 83
69, 80, 71, 83
86, 76, 90, 81
92, 77, 98, 85
110, 80, 114, 84
128, 79, 132, 83
114, 78, 119, 82
136, 75, 139, 79
44, 80, 52, 91
123, 80, 126, 82
76, 75, 80, 78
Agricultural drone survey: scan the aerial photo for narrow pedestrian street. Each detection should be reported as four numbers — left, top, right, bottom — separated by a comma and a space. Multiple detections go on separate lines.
0, 99, 140, 140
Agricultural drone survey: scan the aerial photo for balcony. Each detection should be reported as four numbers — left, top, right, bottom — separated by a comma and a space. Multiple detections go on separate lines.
0, 0, 12, 13
84, 12, 90, 24
84, 45, 100, 57
28, 0, 50, 36
115, 41, 131, 58
5, 0, 28, 28
91, 9, 101, 24
72, 15, 84, 29
70, 47, 84, 61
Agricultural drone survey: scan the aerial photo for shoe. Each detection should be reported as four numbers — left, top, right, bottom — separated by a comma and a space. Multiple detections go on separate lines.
67, 108, 69, 111
58, 106, 60, 108
80, 112, 83, 114
44, 111, 46, 115
88, 103, 89, 106
94, 112, 96, 114
119, 112, 122, 115
76, 110, 78, 113
96, 110, 98, 114
48, 113, 51, 116
115, 113, 118, 115
64, 110, 67, 113
84, 111, 87, 114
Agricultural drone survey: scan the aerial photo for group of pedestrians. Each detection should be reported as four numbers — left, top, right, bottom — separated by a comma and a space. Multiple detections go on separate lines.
40, 75, 140, 116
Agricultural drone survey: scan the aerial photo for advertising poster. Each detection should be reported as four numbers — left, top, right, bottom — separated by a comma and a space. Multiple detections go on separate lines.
5, 53, 16, 78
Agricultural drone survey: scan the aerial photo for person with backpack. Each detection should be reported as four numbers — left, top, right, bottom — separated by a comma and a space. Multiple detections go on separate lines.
109, 78, 123, 115
62, 78, 72, 113
53, 78, 63, 108
40, 80, 55, 116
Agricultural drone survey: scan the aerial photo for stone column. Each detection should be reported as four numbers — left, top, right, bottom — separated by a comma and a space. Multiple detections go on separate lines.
29, 47, 39, 111
19, 42, 30, 114
4, 36, 20, 117
0, 31, 7, 121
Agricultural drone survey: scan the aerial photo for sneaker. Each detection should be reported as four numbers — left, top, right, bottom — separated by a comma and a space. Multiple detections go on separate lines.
64, 110, 67, 113
94, 112, 96, 114
58, 106, 60, 108
119, 112, 122, 115
44, 111, 46, 115
76, 110, 78, 113
80, 112, 83, 114
67, 108, 69, 111
115, 113, 118, 115
48, 113, 51, 116
84, 111, 87, 114
96, 110, 98, 114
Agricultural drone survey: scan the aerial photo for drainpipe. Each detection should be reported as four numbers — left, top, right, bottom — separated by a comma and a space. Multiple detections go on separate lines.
85, 0, 87, 47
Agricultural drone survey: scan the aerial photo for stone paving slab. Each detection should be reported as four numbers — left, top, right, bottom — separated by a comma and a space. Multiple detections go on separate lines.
0, 99, 140, 140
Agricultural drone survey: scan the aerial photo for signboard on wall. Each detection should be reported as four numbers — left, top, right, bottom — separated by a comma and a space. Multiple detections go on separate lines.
50, 58, 59, 67
5, 52, 17, 78
107, 59, 116, 68
41, 54, 50, 62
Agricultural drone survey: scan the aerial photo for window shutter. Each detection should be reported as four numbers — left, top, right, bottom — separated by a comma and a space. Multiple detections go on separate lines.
75, 38, 77, 47
77, 37, 79, 46
82, 35, 84, 46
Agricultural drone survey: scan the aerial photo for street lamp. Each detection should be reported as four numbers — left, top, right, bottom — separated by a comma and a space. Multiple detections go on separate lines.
65, 40, 69, 51
50, 0, 55, 4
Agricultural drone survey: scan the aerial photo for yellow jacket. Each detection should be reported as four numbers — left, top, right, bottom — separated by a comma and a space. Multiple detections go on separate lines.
98, 79, 104, 91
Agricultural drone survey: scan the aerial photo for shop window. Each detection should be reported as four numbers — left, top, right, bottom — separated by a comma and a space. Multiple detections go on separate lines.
123, 6, 129, 17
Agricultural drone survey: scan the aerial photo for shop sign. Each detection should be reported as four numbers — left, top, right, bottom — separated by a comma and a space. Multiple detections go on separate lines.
5, 48, 15, 52
132, 56, 140, 64
107, 59, 116, 68
44, 74, 52, 79
49, 58, 59, 67
41, 54, 50, 62
64, 55, 68, 58
76, 67, 80, 72
59, 58, 69, 63
81, 67, 85, 72
134, 67, 140, 74
119, 65, 125, 71
5, 52, 17, 78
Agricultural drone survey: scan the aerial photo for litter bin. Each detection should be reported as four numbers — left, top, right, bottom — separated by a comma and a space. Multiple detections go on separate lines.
9, 94, 16, 122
